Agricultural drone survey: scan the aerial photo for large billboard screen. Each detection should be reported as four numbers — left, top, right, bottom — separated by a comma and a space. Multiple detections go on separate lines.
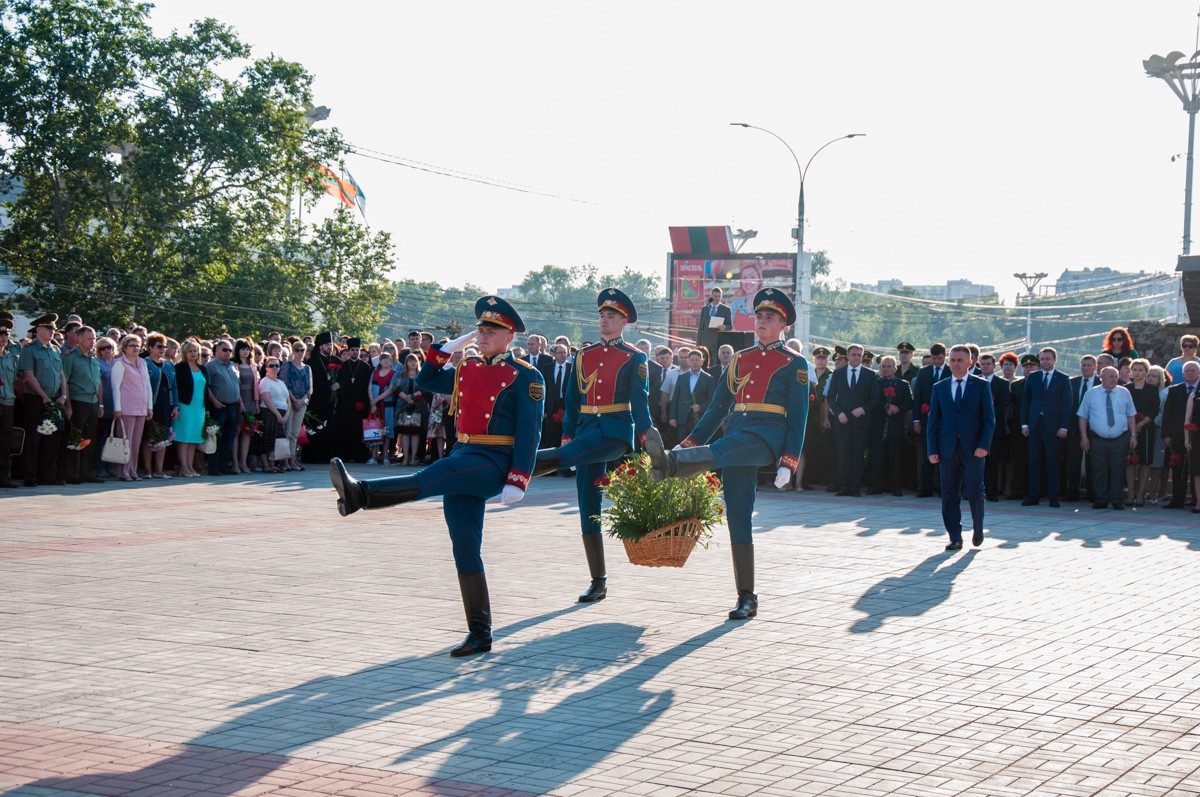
668, 254, 797, 341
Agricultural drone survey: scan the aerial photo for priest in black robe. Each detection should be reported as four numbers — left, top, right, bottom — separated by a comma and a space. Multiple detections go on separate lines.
302, 331, 339, 463
333, 337, 373, 463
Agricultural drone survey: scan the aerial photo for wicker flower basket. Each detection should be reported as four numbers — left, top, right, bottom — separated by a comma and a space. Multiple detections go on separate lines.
622, 518, 705, 568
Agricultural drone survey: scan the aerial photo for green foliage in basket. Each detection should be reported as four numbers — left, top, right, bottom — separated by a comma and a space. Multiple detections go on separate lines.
594, 453, 723, 543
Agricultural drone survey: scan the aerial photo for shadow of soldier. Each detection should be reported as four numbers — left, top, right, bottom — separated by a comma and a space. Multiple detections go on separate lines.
390, 622, 741, 793
849, 550, 978, 633
22, 610, 737, 797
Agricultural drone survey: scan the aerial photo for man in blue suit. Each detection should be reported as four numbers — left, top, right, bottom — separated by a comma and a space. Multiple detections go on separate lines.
1020, 347, 1073, 507
926, 345, 995, 550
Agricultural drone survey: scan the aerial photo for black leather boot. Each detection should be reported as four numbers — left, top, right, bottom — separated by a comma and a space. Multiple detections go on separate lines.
330, 458, 420, 516
578, 533, 608, 602
450, 572, 492, 657
530, 447, 563, 479
728, 543, 758, 620
645, 426, 668, 478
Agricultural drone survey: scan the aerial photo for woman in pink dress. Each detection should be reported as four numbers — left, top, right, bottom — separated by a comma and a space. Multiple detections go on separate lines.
111, 334, 153, 481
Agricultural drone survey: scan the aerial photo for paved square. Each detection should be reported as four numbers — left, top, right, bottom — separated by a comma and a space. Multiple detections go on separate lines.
2, 468, 1199, 796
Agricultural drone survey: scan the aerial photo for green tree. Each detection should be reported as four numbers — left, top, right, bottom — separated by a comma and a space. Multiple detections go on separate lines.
308, 207, 397, 339
0, 0, 342, 336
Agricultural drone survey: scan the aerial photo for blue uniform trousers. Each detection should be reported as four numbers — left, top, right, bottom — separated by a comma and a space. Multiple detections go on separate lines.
390, 448, 507, 574
938, 448, 985, 543
710, 432, 777, 545
556, 427, 630, 535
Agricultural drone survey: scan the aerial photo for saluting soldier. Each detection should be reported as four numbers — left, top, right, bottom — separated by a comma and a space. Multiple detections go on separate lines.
646, 289, 809, 621
529, 288, 653, 604
18, 313, 69, 486
329, 296, 544, 658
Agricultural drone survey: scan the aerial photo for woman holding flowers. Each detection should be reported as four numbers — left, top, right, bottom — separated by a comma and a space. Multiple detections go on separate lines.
172, 338, 207, 478
232, 339, 260, 474
111, 335, 153, 481
143, 332, 179, 480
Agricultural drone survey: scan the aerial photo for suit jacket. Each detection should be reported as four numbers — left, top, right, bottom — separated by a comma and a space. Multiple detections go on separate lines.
926, 374, 996, 459
1162, 381, 1199, 443
697, 302, 733, 335
912, 363, 951, 427
523, 351, 555, 381
984, 375, 1011, 438
671, 369, 717, 435
1067, 374, 1101, 437
876, 376, 913, 427
1021, 368, 1073, 432
827, 365, 881, 426
542, 360, 573, 445
646, 360, 664, 421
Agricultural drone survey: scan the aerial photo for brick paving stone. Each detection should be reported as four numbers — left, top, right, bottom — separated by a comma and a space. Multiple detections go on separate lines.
3, 471, 1200, 796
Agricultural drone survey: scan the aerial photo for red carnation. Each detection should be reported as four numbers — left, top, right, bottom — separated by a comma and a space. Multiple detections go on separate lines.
921, 403, 930, 414
1126, 453, 1140, 464
355, 401, 365, 411
595, 475, 611, 488
1187, 423, 1198, 432
329, 363, 342, 371
883, 387, 896, 398
553, 408, 565, 422
809, 392, 816, 402
1170, 453, 1184, 467
1135, 413, 1146, 421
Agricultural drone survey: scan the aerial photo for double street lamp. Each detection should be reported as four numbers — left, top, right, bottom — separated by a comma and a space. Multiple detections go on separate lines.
730, 124, 864, 346
1144, 51, 1200, 254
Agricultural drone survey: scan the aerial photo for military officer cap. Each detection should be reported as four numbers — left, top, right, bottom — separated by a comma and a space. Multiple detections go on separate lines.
834, 345, 848, 357
314, 330, 333, 346
1020, 353, 1039, 366
0, 310, 13, 324
896, 341, 916, 352
752, 288, 796, 325
863, 350, 875, 362
597, 287, 638, 323
812, 346, 830, 357
475, 295, 526, 334
31, 312, 58, 329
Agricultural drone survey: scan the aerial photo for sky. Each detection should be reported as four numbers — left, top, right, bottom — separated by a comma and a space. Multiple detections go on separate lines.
147, 1, 1200, 305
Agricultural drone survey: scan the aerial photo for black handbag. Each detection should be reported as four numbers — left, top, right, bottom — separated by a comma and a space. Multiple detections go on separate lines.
11, 425, 24, 456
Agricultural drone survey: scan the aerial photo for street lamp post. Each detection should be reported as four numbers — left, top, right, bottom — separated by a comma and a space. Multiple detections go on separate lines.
1144, 52, 1200, 254
1013, 272, 1048, 353
730, 124, 864, 346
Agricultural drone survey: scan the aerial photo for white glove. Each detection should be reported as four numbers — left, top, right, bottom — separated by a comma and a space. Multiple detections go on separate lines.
500, 485, 525, 504
774, 467, 792, 489
441, 330, 477, 354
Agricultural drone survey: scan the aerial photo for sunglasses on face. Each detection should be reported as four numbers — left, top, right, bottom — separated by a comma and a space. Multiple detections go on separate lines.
266, 363, 280, 368
1185, 344, 1197, 349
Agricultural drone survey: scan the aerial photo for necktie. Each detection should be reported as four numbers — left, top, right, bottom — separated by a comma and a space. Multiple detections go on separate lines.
1045, 371, 1051, 390
1105, 389, 1115, 427
933, 366, 940, 382
850, 368, 858, 389
954, 378, 963, 403
555, 365, 563, 396
1080, 380, 1087, 404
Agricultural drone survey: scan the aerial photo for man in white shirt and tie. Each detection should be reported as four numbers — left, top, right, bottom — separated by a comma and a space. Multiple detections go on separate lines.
1077, 366, 1137, 510
541, 344, 573, 468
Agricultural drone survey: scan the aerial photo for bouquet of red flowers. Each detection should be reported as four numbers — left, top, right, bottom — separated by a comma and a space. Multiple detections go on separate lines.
239, 410, 262, 436
1126, 453, 1140, 465
921, 403, 930, 414
552, 408, 565, 423
1186, 423, 1198, 432
1170, 453, 1184, 467
883, 386, 896, 398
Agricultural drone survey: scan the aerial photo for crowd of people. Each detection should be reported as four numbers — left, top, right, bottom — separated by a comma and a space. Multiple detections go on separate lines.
3, 308, 1200, 514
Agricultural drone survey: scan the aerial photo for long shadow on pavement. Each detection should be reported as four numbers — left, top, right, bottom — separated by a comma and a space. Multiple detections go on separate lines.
20, 606, 739, 796
850, 550, 978, 633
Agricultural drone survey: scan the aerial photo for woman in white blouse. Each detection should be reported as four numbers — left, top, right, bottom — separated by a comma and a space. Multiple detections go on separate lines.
256, 358, 291, 474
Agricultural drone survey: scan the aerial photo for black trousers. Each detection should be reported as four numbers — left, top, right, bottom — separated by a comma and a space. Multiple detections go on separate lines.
22, 398, 62, 484
869, 419, 905, 491
985, 434, 1008, 498
62, 400, 100, 481
835, 420, 870, 491
0, 403, 14, 483
1062, 431, 1091, 500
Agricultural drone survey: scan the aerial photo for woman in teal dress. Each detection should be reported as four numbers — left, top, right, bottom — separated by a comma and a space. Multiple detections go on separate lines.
172, 338, 208, 477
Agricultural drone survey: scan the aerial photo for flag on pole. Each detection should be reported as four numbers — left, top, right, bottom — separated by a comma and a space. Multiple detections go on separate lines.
345, 170, 366, 218
308, 163, 355, 208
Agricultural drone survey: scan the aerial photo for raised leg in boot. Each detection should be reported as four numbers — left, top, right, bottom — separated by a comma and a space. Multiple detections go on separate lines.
728, 543, 758, 620
329, 457, 420, 516
450, 571, 492, 657
578, 532, 607, 602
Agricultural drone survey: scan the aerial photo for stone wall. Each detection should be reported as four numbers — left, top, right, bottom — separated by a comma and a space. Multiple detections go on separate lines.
1128, 321, 1200, 365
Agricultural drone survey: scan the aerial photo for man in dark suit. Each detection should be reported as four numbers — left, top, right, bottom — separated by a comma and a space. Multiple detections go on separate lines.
708, 344, 734, 380
1161, 360, 1200, 508
911, 343, 949, 497
927, 344, 995, 550
978, 353, 1010, 501
1020, 347, 1073, 507
1064, 355, 1100, 501
523, 334, 555, 380
868, 355, 913, 495
827, 344, 880, 496
696, 287, 733, 357
670, 349, 717, 441
541, 343, 573, 461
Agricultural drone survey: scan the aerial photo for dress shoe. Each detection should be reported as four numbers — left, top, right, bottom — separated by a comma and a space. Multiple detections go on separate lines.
846, 489, 861, 497
836, 489, 851, 496
23, 481, 38, 487
917, 490, 933, 498
85, 477, 104, 484
972, 528, 984, 546
1166, 501, 1186, 509
1111, 503, 1124, 510
892, 490, 903, 497
51, 479, 66, 486
945, 541, 963, 551
1092, 502, 1108, 509
1049, 499, 1060, 508
1021, 497, 1040, 506
66, 478, 82, 485
0, 480, 20, 489
986, 494, 998, 502
865, 488, 883, 495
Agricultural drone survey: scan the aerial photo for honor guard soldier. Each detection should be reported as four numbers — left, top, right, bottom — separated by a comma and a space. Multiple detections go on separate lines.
645, 288, 809, 620
530, 288, 653, 604
329, 296, 544, 658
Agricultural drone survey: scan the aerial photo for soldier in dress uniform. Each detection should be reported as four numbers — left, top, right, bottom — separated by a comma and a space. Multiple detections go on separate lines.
303, 331, 338, 463
329, 296, 544, 658
529, 288, 653, 604
645, 289, 809, 621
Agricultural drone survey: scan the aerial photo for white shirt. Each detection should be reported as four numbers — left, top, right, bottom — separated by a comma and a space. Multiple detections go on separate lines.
661, 366, 682, 397
1076, 383, 1135, 438
259, 376, 290, 414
